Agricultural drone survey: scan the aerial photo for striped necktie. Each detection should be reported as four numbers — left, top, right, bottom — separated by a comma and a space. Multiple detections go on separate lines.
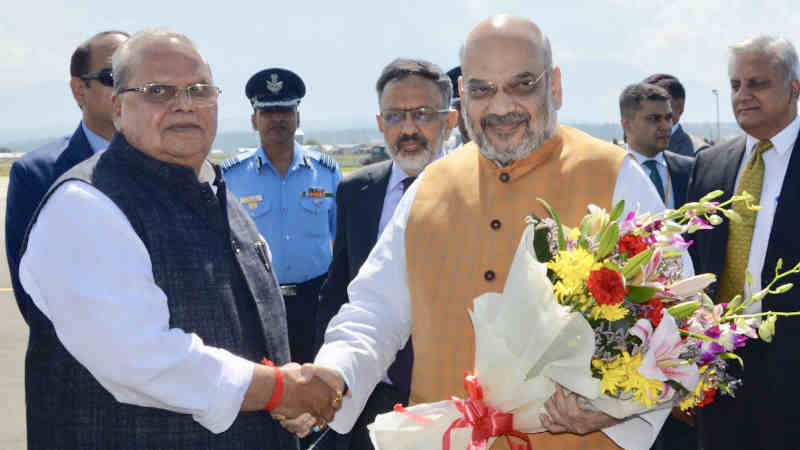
716, 139, 773, 302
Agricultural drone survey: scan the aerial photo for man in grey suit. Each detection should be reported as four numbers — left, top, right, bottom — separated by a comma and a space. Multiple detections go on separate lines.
314, 58, 457, 450
644, 74, 710, 157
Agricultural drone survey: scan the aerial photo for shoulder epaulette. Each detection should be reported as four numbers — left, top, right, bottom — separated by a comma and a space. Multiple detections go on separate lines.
307, 150, 340, 172
221, 150, 257, 172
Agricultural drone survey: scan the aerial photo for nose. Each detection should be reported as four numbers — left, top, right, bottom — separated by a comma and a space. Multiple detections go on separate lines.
398, 112, 418, 134
486, 88, 517, 117
172, 88, 195, 111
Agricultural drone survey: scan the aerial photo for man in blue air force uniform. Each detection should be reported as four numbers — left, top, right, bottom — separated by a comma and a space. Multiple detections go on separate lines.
223, 68, 341, 366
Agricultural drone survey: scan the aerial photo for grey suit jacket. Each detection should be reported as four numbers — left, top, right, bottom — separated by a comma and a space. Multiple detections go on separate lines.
669, 124, 709, 157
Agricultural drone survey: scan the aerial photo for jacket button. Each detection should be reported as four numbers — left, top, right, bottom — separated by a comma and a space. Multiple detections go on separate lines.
491, 219, 501, 230
484, 270, 496, 281
499, 172, 510, 182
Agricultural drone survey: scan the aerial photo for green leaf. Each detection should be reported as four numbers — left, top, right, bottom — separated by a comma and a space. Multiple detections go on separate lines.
538, 198, 565, 251
608, 200, 626, 222
662, 251, 683, 259
533, 224, 554, 262
719, 352, 744, 368
627, 285, 658, 303
622, 248, 654, 279
667, 300, 700, 319
596, 222, 620, 259
580, 215, 592, 236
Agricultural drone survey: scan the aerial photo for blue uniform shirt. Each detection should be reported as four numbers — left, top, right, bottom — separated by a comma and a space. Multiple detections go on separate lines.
223, 142, 341, 284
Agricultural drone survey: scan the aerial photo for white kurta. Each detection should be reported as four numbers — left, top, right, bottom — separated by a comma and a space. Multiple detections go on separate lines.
316, 155, 693, 450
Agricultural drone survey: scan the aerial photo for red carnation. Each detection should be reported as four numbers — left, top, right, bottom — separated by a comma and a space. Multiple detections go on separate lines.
639, 298, 664, 327
587, 268, 627, 305
618, 233, 648, 258
697, 388, 717, 407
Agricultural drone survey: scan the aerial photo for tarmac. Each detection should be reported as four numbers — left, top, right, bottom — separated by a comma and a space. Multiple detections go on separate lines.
0, 177, 27, 449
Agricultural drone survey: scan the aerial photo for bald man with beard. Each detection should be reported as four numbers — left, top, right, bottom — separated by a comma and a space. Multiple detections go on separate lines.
312, 14, 671, 450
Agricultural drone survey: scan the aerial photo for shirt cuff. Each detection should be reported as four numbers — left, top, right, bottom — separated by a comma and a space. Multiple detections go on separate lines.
192, 348, 256, 434
315, 341, 376, 433
602, 405, 669, 450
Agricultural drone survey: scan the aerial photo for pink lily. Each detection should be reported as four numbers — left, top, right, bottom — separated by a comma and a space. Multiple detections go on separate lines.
630, 313, 700, 391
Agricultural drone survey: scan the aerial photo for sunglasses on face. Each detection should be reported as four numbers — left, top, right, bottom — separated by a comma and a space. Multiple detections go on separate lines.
80, 68, 114, 87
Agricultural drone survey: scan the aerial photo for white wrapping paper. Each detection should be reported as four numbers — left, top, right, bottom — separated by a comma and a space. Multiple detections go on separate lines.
368, 225, 669, 450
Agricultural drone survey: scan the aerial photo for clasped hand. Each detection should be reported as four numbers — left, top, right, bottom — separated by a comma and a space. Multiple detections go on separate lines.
540, 384, 622, 435
271, 363, 345, 437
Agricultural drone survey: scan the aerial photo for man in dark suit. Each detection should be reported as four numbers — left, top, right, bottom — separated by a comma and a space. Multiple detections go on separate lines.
313, 58, 457, 450
687, 35, 800, 449
644, 74, 710, 157
620, 83, 694, 210
6, 30, 128, 325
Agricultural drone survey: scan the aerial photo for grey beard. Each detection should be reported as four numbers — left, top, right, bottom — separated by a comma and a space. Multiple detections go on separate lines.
387, 126, 447, 175
464, 98, 557, 166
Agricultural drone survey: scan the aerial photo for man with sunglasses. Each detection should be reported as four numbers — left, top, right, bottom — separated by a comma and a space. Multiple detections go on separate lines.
6, 30, 128, 326
313, 58, 456, 450
223, 68, 341, 374
314, 15, 676, 450
16, 29, 342, 448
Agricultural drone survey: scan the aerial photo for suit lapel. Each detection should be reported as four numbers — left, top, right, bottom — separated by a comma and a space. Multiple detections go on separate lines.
59, 125, 95, 170
708, 139, 747, 283
763, 129, 800, 310
358, 161, 392, 262
664, 153, 688, 207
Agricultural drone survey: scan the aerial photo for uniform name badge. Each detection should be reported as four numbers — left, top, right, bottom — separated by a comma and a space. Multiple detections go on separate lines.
239, 194, 263, 210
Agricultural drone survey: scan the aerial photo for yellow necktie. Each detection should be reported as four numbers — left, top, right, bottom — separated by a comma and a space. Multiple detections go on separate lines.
716, 140, 773, 302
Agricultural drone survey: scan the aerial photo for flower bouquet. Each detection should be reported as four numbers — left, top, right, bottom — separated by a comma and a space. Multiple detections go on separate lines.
367, 190, 800, 450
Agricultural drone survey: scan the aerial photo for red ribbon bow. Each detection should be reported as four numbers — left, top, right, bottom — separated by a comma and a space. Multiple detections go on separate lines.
442, 373, 531, 450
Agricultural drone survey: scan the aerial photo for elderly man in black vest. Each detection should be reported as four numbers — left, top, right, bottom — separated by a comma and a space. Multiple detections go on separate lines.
17, 28, 342, 449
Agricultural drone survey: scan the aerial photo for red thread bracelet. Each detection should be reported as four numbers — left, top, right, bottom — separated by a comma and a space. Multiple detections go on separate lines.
261, 357, 283, 411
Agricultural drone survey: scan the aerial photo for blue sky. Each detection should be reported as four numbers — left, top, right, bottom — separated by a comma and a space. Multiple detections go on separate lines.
2, 1, 799, 141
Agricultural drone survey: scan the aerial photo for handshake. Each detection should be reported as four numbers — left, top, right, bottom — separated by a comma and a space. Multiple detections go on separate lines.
248, 361, 346, 438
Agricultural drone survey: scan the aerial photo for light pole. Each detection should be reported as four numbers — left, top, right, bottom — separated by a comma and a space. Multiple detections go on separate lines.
712, 89, 720, 143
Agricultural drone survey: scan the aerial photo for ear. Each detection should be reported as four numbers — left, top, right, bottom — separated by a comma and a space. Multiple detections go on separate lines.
376, 113, 385, 133
620, 115, 631, 135
445, 109, 457, 132
251, 111, 258, 131
457, 75, 464, 99
296, 110, 301, 128
550, 66, 563, 110
791, 79, 800, 101
70, 77, 86, 110
111, 92, 123, 128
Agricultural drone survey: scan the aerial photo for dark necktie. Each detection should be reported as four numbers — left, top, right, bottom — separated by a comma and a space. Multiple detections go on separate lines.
401, 176, 416, 193
386, 175, 416, 395
643, 159, 665, 202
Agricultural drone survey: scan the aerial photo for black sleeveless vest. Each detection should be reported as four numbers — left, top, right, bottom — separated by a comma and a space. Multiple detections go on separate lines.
21, 133, 298, 449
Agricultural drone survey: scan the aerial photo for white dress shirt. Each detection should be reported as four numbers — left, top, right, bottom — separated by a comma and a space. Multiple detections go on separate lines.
626, 146, 675, 209
316, 155, 691, 450
19, 161, 256, 434
378, 162, 413, 235
738, 115, 800, 313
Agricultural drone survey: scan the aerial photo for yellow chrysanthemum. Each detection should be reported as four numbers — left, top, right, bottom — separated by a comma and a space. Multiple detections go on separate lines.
547, 248, 600, 304
679, 365, 716, 411
593, 352, 665, 408
588, 303, 630, 321
568, 227, 581, 240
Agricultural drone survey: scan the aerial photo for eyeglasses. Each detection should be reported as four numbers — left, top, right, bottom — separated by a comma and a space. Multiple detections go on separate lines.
117, 83, 221, 107
80, 68, 114, 87
379, 107, 452, 126
465, 70, 547, 101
